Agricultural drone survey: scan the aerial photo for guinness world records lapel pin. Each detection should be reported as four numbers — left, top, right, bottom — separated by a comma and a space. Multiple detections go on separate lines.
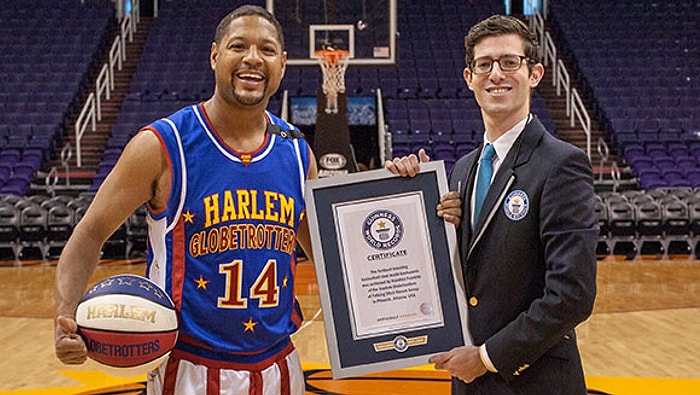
503, 190, 529, 221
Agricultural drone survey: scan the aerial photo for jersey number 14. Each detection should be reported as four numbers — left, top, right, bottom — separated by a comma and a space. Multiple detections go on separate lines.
217, 259, 280, 308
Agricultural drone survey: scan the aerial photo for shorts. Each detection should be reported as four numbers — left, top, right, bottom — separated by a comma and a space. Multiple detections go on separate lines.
147, 342, 305, 395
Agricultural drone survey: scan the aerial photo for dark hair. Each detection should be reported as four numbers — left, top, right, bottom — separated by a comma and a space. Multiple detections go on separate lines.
464, 15, 540, 70
214, 5, 285, 50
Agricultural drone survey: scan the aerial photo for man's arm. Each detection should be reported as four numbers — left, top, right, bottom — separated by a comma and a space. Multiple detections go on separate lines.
295, 149, 318, 263
55, 130, 166, 364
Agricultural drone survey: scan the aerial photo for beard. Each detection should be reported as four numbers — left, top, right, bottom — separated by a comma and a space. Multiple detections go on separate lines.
229, 76, 268, 106
232, 87, 266, 106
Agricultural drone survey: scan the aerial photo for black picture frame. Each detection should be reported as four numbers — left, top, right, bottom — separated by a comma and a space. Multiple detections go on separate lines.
304, 161, 471, 379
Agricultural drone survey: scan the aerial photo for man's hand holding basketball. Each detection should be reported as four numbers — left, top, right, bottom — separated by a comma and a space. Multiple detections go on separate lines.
55, 315, 88, 364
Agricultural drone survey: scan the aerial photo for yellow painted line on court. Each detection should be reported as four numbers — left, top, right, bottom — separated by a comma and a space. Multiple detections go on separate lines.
303, 363, 700, 395
302, 362, 437, 372
2, 369, 699, 395
302, 362, 333, 370
0, 371, 144, 395
586, 376, 700, 395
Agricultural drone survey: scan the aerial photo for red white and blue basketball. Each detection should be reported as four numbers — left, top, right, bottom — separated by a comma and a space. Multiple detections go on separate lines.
76, 274, 178, 374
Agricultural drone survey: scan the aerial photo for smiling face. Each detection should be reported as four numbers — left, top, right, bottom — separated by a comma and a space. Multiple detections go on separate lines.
210, 15, 287, 109
464, 33, 543, 137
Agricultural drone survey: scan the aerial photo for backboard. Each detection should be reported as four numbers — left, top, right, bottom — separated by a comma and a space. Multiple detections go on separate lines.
268, 0, 396, 66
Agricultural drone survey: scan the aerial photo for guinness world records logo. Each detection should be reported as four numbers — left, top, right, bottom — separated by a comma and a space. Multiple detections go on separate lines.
503, 189, 529, 221
363, 210, 404, 250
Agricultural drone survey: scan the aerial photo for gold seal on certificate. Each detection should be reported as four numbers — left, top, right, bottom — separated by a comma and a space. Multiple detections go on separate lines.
305, 161, 471, 379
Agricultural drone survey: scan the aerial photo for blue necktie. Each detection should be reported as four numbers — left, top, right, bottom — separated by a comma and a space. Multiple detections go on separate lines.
473, 143, 496, 228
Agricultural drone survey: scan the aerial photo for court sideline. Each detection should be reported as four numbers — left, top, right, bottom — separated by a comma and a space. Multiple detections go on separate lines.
0, 258, 698, 394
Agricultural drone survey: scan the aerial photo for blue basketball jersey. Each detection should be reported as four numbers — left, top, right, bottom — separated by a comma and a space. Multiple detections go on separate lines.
142, 104, 311, 363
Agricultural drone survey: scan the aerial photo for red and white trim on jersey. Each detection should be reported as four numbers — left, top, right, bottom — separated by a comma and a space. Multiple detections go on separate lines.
147, 343, 304, 395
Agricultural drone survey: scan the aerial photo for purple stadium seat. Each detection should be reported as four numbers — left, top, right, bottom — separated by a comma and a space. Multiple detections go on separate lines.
630, 156, 655, 173
639, 173, 666, 190
652, 155, 676, 171
388, 119, 410, 135
418, 78, 439, 99
675, 156, 697, 169
667, 142, 690, 157
410, 119, 432, 140
408, 109, 430, 123
431, 119, 453, 135
456, 142, 476, 157
0, 178, 30, 196
623, 144, 645, 162
397, 78, 420, 99
391, 133, 411, 146
390, 144, 411, 159
684, 169, 700, 187
430, 109, 450, 121
645, 142, 667, 157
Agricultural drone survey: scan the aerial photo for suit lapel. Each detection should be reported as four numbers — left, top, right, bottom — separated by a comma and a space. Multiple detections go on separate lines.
467, 116, 547, 254
469, 174, 516, 256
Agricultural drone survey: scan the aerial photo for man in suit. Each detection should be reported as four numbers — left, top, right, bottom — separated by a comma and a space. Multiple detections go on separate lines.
386, 15, 597, 394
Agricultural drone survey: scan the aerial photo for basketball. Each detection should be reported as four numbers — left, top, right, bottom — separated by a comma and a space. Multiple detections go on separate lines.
76, 274, 178, 376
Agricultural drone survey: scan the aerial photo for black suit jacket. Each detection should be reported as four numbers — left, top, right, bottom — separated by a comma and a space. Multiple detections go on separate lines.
449, 116, 598, 394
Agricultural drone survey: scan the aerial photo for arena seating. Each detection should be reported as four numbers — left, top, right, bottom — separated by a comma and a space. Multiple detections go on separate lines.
386, 2, 561, 172
89, 0, 264, 191
95, 0, 555, 181
0, 0, 115, 195
0, 193, 151, 261
5, 185, 698, 262
2, 1, 699, 262
550, 0, 700, 188
597, 188, 699, 260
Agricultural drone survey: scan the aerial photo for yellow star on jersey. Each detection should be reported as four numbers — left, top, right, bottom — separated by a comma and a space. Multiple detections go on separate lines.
282, 276, 289, 288
243, 317, 258, 333
183, 210, 195, 224
194, 275, 209, 290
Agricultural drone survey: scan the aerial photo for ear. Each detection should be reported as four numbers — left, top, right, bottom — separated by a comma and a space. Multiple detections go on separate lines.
463, 67, 475, 92
529, 63, 544, 88
280, 50, 288, 76
210, 42, 218, 71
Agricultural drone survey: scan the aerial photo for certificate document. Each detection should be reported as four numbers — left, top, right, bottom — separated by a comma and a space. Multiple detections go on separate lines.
334, 192, 444, 339
305, 161, 470, 379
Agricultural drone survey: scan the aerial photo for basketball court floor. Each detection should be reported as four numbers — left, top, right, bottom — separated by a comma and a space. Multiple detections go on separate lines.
1, 257, 698, 395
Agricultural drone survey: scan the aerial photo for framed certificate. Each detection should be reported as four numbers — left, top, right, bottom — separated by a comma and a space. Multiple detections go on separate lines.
304, 161, 471, 379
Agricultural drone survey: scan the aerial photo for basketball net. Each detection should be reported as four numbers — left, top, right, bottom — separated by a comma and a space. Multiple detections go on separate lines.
316, 49, 349, 114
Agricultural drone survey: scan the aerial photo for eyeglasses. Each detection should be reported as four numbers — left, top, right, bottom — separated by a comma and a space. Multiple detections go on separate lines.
470, 54, 530, 75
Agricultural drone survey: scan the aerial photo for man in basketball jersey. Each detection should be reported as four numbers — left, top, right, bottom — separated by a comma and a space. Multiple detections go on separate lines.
55, 5, 317, 394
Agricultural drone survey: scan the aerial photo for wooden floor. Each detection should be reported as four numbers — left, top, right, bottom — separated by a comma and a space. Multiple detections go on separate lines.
1, 257, 699, 394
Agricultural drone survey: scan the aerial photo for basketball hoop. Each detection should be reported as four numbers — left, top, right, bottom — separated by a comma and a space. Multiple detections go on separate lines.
316, 49, 350, 114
